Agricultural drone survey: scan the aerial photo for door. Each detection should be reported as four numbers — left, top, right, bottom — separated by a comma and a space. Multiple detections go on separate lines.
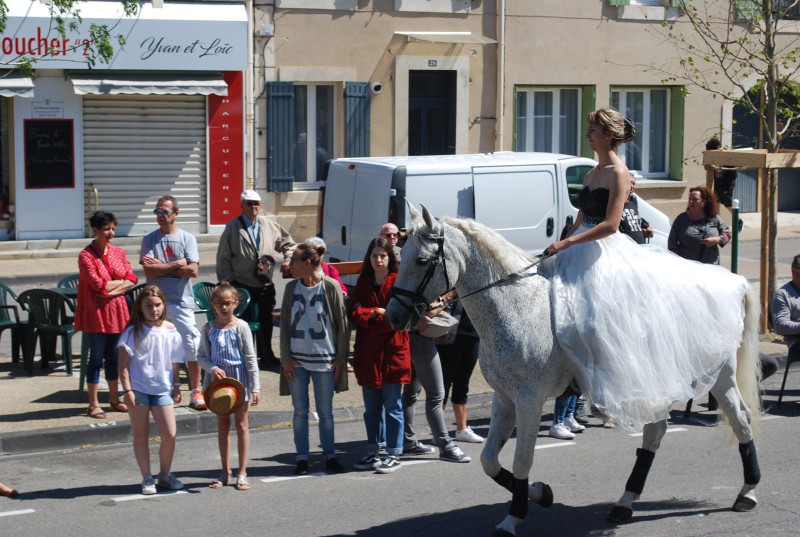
408, 71, 456, 156
473, 165, 559, 255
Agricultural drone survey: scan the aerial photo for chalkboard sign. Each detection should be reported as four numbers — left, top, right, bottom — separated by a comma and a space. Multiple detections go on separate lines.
24, 119, 75, 189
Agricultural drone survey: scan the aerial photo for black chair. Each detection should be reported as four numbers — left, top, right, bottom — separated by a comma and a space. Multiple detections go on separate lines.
17, 289, 76, 376
778, 349, 800, 405
0, 282, 25, 363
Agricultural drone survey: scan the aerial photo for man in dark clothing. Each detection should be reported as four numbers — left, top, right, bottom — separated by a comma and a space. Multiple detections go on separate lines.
619, 173, 654, 244
706, 137, 737, 209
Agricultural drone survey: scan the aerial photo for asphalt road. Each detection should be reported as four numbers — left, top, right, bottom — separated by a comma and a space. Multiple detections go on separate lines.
1, 394, 798, 537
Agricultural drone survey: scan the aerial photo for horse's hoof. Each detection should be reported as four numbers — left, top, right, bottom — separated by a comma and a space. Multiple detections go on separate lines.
606, 505, 633, 524
732, 494, 757, 512
537, 483, 554, 508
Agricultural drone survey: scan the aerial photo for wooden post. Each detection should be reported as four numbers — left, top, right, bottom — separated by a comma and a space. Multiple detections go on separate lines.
759, 166, 770, 333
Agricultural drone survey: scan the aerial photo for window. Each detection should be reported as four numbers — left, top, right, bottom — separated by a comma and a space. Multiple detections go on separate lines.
611, 88, 669, 177
0, 99, 9, 226
515, 88, 581, 156
292, 84, 335, 184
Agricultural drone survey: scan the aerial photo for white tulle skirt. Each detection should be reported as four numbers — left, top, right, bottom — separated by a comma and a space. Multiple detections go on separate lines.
550, 226, 748, 432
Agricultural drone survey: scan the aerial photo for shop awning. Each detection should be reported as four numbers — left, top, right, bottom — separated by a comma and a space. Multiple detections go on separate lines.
0, 71, 34, 97
395, 32, 496, 44
69, 74, 228, 96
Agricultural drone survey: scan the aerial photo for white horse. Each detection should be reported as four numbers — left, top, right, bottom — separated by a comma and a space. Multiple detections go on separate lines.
386, 205, 762, 537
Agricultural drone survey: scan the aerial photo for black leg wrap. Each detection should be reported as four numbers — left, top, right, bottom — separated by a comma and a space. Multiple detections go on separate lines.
624, 448, 656, 495
739, 440, 761, 485
492, 467, 515, 493
509, 477, 529, 520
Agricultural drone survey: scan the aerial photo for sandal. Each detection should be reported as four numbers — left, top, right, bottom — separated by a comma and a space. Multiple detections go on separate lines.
109, 401, 128, 413
235, 475, 250, 491
86, 406, 107, 419
209, 473, 231, 489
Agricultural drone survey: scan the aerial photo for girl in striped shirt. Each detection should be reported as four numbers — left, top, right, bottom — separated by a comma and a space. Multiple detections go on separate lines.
198, 282, 260, 491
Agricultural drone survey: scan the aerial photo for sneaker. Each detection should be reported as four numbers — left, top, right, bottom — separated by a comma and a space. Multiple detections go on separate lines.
403, 441, 435, 456
354, 452, 381, 471
190, 389, 206, 410
549, 423, 575, 440
455, 426, 484, 443
157, 473, 184, 491
295, 460, 309, 475
325, 458, 346, 474
376, 456, 401, 474
141, 475, 156, 495
439, 445, 471, 463
564, 415, 585, 433
574, 397, 590, 424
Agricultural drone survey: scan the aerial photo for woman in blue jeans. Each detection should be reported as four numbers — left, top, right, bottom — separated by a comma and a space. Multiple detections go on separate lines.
280, 241, 350, 475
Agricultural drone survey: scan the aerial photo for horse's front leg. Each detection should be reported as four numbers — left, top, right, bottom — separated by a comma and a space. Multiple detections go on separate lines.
491, 394, 548, 537
607, 419, 668, 523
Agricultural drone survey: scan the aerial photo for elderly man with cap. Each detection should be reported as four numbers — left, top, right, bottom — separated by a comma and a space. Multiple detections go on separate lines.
217, 190, 296, 368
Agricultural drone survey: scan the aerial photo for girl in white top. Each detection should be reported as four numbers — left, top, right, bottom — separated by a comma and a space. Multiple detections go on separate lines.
118, 285, 186, 495
197, 282, 260, 491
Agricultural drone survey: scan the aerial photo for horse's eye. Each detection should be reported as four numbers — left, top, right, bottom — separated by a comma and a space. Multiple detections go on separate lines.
415, 257, 430, 266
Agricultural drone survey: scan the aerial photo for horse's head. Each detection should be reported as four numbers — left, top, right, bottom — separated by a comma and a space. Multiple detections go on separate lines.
387, 203, 458, 331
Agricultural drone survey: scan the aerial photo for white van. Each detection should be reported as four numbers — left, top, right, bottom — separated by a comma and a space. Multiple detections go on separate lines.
320, 152, 670, 263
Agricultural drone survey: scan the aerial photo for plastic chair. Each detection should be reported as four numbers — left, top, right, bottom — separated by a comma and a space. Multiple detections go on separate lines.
235, 288, 261, 350
17, 289, 76, 376
124, 283, 146, 315
192, 282, 216, 323
778, 352, 800, 405
57, 274, 80, 289
0, 282, 24, 363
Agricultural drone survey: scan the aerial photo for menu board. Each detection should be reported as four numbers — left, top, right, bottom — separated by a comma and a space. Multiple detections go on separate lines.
24, 119, 75, 189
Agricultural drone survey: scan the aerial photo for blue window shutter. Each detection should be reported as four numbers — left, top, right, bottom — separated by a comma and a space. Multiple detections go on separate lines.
267, 81, 295, 193
345, 82, 371, 157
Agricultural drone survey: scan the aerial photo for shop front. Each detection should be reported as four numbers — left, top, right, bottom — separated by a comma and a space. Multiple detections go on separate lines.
0, 0, 247, 240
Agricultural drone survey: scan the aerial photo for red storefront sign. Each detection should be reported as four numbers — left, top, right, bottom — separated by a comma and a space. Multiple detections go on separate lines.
208, 71, 244, 225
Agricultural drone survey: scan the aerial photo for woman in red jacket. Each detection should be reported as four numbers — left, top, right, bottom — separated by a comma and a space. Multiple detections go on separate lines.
348, 237, 410, 474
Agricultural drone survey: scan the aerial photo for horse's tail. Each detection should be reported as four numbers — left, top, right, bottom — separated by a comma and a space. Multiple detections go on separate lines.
736, 285, 762, 438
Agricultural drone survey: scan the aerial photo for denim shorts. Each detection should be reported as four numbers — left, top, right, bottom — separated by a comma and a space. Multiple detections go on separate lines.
133, 391, 173, 407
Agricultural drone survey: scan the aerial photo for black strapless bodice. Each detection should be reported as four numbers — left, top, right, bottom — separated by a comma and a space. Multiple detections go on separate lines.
578, 187, 609, 225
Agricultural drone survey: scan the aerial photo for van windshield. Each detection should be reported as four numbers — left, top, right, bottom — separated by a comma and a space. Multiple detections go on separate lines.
565, 165, 593, 209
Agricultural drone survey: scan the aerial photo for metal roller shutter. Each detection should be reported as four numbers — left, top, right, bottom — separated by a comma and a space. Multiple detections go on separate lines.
83, 94, 207, 236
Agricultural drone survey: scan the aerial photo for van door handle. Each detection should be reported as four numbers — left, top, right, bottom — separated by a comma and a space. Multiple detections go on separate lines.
546, 217, 554, 237
341, 226, 347, 245
566, 215, 574, 228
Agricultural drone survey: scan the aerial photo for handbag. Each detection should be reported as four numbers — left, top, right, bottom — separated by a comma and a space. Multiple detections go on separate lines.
254, 254, 276, 284
418, 310, 459, 340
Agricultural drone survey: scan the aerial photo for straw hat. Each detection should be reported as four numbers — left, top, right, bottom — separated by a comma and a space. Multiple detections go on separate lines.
204, 377, 246, 416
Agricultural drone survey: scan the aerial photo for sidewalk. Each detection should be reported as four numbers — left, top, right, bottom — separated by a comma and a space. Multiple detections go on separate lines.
1, 213, 799, 456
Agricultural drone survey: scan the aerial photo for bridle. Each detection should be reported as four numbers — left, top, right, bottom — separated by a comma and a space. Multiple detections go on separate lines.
390, 229, 550, 320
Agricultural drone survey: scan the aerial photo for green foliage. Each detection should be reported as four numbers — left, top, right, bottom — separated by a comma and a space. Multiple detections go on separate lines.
0, 0, 140, 75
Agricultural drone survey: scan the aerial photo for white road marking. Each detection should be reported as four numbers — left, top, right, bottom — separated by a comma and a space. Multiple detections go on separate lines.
628, 427, 687, 437
260, 459, 439, 483
535, 442, 576, 449
112, 490, 189, 502
0, 509, 35, 517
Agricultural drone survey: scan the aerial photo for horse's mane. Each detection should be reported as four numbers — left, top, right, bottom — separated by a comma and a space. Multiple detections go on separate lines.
408, 214, 534, 274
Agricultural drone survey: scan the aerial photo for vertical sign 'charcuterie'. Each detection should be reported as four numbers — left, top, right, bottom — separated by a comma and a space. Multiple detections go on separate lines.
208, 71, 244, 225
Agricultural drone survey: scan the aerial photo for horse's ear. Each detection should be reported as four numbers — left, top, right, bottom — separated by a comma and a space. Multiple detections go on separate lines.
421, 205, 434, 229
407, 201, 422, 223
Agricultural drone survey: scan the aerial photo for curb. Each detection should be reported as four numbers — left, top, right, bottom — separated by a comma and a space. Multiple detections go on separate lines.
0, 393, 496, 456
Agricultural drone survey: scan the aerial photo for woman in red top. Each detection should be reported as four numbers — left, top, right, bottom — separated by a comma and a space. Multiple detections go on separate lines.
348, 237, 410, 474
75, 211, 138, 419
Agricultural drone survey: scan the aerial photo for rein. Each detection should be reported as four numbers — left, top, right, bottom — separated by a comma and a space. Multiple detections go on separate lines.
390, 229, 551, 318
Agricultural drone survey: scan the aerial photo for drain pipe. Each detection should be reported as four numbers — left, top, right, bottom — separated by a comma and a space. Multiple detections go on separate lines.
245, 0, 255, 190
496, 0, 506, 151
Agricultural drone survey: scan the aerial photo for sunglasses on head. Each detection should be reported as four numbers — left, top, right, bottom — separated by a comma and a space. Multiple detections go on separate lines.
153, 208, 172, 216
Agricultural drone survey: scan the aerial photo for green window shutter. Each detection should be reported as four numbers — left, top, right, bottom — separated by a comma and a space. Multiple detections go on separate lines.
668, 87, 685, 180
267, 81, 295, 193
671, 1, 691, 9
608, 0, 630, 6
580, 85, 596, 158
344, 82, 371, 158
735, 0, 760, 20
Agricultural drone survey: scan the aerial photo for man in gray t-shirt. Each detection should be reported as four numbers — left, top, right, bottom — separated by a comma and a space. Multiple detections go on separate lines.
140, 195, 205, 409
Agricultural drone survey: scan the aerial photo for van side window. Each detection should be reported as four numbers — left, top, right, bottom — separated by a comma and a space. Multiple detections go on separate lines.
566, 165, 593, 208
